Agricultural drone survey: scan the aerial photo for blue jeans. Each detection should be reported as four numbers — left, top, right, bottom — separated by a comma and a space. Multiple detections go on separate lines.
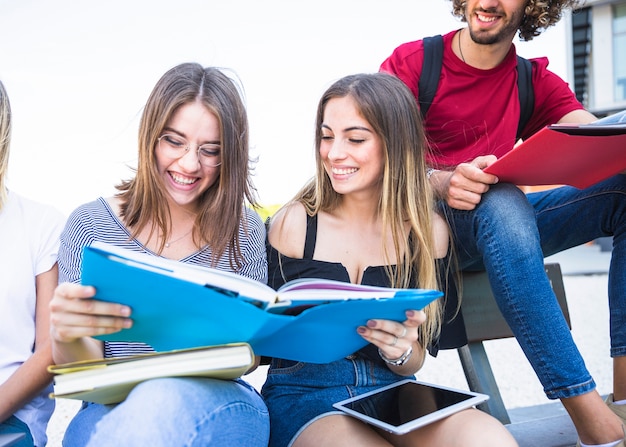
0, 416, 33, 447
440, 174, 626, 399
262, 354, 405, 447
62, 378, 269, 447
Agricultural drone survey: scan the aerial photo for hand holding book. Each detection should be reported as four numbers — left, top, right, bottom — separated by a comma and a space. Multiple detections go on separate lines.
484, 109, 626, 189
81, 242, 442, 363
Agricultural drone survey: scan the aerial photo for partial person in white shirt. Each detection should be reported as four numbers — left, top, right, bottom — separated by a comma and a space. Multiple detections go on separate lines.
0, 79, 66, 446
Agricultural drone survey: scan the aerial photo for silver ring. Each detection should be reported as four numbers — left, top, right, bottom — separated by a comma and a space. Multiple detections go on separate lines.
399, 326, 407, 338
390, 336, 398, 347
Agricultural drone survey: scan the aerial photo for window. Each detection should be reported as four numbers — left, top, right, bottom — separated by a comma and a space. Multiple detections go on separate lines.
614, 3, 626, 102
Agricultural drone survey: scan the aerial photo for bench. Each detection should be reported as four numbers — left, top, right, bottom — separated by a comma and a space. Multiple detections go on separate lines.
458, 263, 570, 423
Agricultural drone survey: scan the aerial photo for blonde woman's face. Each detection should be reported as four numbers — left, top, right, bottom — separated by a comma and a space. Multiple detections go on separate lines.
155, 101, 221, 211
319, 96, 384, 198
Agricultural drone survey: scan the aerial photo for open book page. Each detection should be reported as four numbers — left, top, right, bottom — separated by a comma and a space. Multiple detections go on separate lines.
89, 241, 278, 305
594, 109, 626, 125
88, 242, 423, 313
269, 278, 422, 313
278, 278, 400, 294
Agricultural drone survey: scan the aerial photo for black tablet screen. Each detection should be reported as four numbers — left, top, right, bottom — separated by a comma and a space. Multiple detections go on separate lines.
342, 381, 474, 427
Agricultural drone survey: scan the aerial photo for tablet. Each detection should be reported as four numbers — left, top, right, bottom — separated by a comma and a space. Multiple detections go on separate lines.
332, 379, 489, 435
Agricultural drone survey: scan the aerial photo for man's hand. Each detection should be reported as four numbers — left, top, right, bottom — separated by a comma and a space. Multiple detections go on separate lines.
431, 155, 499, 210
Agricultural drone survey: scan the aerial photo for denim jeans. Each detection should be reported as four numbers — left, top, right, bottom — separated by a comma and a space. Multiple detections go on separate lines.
0, 416, 33, 447
262, 354, 405, 447
440, 174, 626, 399
62, 378, 269, 447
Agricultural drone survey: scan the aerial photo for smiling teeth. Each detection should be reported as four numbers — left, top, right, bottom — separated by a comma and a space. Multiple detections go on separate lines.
332, 167, 358, 175
171, 173, 197, 185
478, 14, 497, 22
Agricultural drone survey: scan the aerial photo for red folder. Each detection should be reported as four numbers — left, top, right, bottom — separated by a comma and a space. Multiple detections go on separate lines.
484, 124, 626, 189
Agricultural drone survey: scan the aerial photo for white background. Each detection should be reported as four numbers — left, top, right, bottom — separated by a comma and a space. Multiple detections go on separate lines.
0, 0, 569, 215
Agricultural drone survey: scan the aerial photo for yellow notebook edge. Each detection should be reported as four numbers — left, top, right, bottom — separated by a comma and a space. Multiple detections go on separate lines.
49, 363, 254, 404
48, 342, 253, 374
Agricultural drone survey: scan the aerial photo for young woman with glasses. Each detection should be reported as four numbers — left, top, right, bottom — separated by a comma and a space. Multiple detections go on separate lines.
49, 63, 269, 446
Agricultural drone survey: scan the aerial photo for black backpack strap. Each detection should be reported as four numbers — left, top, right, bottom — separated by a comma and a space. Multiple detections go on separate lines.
516, 55, 534, 140
418, 34, 444, 119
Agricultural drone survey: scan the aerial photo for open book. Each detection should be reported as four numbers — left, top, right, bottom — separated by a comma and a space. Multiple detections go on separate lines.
49, 343, 253, 404
82, 242, 442, 363
484, 109, 626, 189
94, 241, 415, 314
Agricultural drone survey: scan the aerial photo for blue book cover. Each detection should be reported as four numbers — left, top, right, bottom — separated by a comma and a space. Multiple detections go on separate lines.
83, 242, 442, 363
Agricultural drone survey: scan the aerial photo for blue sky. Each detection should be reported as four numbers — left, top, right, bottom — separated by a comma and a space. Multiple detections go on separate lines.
0, 0, 569, 214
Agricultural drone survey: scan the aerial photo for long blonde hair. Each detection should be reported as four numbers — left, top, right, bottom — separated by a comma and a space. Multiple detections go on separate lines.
116, 63, 258, 268
294, 73, 442, 349
0, 80, 11, 210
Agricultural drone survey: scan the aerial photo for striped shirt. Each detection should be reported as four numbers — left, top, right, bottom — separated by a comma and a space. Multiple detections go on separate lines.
58, 197, 267, 358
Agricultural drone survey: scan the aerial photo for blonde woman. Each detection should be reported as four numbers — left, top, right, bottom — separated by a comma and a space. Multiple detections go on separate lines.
262, 73, 517, 447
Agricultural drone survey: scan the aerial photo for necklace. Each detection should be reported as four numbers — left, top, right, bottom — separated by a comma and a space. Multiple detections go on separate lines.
164, 229, 192, 248
458, 29, 466, 63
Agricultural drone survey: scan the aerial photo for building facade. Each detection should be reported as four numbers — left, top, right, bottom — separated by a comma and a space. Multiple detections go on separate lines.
573, 0, 626, 115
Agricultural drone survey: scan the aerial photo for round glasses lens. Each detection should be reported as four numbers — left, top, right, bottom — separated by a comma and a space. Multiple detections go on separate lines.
159, 135, 221, 167
198, 145, 221, 167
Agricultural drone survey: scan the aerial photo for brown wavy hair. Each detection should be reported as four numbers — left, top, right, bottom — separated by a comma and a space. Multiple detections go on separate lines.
116, 63, 258, 268
449, 0, 585, 41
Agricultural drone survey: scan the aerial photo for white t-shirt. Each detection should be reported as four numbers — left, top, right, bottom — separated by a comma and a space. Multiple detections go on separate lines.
0, 191, 66, 447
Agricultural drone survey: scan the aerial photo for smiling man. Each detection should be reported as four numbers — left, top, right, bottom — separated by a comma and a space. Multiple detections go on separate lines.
381, 1, 626, 446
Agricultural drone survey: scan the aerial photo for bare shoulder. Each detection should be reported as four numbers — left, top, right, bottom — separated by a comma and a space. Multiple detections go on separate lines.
432, 211, 449, 259
267, 201, 308, 258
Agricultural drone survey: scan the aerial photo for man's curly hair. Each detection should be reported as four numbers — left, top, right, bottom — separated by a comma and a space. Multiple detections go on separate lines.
449, 0, 586, 41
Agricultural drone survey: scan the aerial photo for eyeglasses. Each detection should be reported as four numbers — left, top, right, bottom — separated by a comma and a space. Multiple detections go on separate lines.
157, 134, 222, 167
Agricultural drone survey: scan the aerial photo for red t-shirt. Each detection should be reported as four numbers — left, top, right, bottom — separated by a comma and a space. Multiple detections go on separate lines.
380, 29, 584, 168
